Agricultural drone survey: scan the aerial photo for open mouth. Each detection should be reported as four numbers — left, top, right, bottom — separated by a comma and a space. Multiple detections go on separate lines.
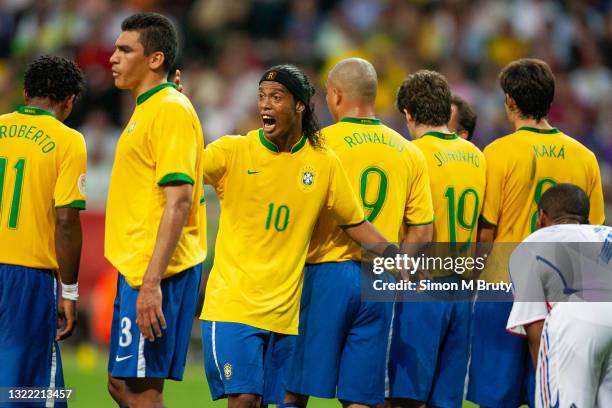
262, 115, 276, 133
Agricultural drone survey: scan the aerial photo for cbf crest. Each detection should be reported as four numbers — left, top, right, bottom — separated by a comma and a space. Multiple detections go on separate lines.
223, 363, 232, 379
299, 165, 317, 192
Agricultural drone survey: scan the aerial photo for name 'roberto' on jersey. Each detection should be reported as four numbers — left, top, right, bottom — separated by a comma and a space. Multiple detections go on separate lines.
0, 122, 56, 153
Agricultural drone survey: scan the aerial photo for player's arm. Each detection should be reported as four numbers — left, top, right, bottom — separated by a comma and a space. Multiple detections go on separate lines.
525, 320, 544, 366
55, 207, 83, 340
342, 221, 395, 257
137, 182, 192, 341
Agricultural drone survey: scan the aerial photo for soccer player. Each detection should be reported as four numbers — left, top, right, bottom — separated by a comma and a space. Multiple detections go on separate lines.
387, 70, 486, 408
0, 55, 86, 407
506, 183, 612, 408
467, 58, 605, 408
105, 13, 206, 407
200, 64, 399, 408
283, 58, 434, 408
448, 94, 477, 141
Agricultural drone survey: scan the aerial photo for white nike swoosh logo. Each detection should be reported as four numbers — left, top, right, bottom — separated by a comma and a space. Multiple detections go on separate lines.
115, 355, 133, 362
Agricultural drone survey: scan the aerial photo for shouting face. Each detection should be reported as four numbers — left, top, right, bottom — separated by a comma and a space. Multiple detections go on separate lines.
258, 81, 304, 141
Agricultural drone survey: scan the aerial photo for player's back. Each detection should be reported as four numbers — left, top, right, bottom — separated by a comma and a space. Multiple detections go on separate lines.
482, 127, 604, 241
0, 107, 86, 270
413, 132, 486, 248
307, 118, 433, 263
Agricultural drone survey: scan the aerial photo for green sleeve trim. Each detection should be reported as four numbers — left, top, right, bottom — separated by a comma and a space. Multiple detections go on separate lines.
479, 215, 497, 227
158, 172, 195, 186
56, 200, 86, 209
406, 219, 435, 226
339, 218, 367, 228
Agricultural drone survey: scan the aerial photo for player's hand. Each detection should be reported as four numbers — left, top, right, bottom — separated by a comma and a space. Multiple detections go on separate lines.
56, 298, 77, 341
173, 69, 183, 93
136, 282, 166, 341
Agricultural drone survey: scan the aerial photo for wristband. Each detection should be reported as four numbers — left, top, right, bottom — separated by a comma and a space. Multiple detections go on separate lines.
61, 283, 79, 301
383, 244, 400, 259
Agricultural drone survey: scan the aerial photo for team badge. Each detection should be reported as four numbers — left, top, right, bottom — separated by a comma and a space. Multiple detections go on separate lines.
77, 174, 87, 197
266, 71, 277, 80
299, 165, 316, 191
223, 363, 232, 379
127, 121, 137, 133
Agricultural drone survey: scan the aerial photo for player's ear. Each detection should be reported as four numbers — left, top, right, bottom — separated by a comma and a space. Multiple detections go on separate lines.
296, 100, 305, 113
535, 209, 546, 230
149, 51, 165, 71
23, 90, 30, 105
403, 108, 414, 123
505, 94, 517, 111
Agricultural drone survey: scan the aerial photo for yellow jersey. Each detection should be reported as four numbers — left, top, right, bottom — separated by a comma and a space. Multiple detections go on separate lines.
413, 132, 486, 277
105, 83, 206, 287
307, 117, 434, 263
0, 106, 86, 269
200, 129, 365, 334
481, 127, 605, 282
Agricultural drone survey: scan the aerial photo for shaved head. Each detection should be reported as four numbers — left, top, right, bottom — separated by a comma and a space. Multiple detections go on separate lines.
327, 58, 377, 104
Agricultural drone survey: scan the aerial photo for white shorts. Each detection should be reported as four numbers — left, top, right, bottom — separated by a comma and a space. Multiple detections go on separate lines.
537, 303, 612, 408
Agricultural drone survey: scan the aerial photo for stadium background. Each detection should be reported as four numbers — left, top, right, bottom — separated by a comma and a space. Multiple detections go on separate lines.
0, 0, 610, 406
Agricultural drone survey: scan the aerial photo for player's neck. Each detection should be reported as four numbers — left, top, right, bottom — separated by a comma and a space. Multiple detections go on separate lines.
26, 98, 60, 118
131, 75, 167, 101
270, 128, 303, 153
337, 105, 376, 121
413, 124, 452, 139
512, 116, 553, 131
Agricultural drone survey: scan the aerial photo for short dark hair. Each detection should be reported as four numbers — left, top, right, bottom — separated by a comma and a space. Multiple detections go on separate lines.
24, 55, 85, 103
396, 70, 451, 126
451, 94, 477, 141
539, 183, 590, 224
263, 64, 322, 149
499, 58, 555, 121
121, 12, 178, 73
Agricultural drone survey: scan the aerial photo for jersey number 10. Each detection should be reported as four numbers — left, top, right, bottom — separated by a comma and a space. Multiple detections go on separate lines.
0, 157, 25, 229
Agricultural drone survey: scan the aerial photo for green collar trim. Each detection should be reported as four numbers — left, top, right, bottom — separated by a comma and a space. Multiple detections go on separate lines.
518, 126, 560, 134
136, 83, 176, 105
340, 117, 381, 125
258, 128, 307, 154
17, 106, 55, 117
423, 131, 458, 140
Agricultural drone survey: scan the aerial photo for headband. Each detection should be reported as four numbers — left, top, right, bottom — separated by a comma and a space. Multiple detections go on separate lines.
259, 68, 310, 105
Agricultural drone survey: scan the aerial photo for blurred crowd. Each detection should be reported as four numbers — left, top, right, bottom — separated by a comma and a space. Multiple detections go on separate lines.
0, 0, 610, 210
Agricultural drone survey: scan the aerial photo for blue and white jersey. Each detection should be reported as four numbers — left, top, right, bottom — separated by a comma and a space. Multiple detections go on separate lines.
506, 224, 612, 335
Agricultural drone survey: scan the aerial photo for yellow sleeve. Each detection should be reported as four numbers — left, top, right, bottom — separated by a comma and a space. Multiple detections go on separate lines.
151, 102, 199, 186
201, 136, 239, 188
54, 132, 87, 209
481, 144, 504, 226
326, 153, 365, 226
405, 147, 434, 225
587, 151, 605, 225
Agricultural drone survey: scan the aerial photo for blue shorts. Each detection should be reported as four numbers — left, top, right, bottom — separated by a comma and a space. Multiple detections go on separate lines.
285, 261, 393, 405
466, 300, 535, 408
0, 264, 65, 408
201, 321, 292, 405
388, 275, 471, 408
108, 264, 202, 380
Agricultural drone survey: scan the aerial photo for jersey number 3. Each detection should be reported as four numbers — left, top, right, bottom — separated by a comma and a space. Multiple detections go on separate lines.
0, 157, 25, 229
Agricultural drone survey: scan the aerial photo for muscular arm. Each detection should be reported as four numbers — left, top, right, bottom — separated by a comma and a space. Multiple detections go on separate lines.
137, 183, 193, 341
342, 221, 391, 257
